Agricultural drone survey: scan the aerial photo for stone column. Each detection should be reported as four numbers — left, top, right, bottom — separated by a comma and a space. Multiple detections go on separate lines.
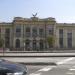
55, 28, 59, 48
63, 29, 67, 48
72, 29, 75, 48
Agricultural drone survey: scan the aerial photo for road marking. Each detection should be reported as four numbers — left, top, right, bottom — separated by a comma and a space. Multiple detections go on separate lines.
57, 57, 74, 65
30, 73, 41, 75
72, 66, 75, 67
69, 69, 75, 71
38, 58, 74, 72
30, 57, 75, 75
38, 66, 55, 72
29, 66, 56, 75
38, 67, 52, 71
67, 72, 74, 74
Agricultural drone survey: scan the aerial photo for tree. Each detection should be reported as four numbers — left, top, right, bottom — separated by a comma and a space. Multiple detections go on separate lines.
47, 36, 55, 48
0, 38, 4, 48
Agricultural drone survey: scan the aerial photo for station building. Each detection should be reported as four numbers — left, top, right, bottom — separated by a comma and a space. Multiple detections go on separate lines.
0, 16, 75, 51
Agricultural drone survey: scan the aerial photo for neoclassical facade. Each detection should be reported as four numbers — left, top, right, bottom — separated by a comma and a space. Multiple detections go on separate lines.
0, 16, 75, 51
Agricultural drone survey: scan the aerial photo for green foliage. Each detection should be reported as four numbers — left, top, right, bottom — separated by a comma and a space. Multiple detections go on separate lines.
0, 38, 4, 48
47, 36, 55, 47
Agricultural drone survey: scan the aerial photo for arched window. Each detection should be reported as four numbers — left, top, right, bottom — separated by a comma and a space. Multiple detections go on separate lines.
25, 39, 30, 50
15, 39, 20, 48
33, 40, 37, 50
39, 40, 44, 50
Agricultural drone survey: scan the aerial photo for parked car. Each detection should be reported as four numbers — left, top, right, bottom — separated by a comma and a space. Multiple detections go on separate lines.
0, 59, 27, 75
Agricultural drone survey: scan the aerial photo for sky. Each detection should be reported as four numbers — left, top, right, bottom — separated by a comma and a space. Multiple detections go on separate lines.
0, 0, 75, 23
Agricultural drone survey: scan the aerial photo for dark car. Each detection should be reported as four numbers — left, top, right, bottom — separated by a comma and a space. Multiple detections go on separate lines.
0, 59, 27, 75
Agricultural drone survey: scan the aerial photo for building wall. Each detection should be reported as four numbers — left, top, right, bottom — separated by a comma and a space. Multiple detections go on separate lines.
0, 23, 13, 50
12, 17, 56, 50
1, 17, 75, 51
56, 23, 75, 49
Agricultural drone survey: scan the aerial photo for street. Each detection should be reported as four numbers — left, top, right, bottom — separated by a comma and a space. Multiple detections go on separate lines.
27, 57, 75, 75
1, 53, 75, 75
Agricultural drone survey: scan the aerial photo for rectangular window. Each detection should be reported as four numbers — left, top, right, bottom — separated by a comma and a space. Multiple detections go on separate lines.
16, 25, 21, 37
59, 29, 63, 38
5, 28, 10, 37
25, 27, 31, 37
39, 28, 44, 37
0, 28, 1, 38
6, 28, 10, 33
16, 28, 21, 32
49, 29, 53, 35
5, 28, 10, 48
26, 27, 30, 32
59, 29, 63, 48
59, 38, 63, 48
32, 27, 37, 37
67, 32, 72, 48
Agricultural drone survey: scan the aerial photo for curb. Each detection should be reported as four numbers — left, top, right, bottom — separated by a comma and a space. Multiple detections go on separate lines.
19, 62, 57, 65
1, 51, 75, 53
1, 55, 75, 57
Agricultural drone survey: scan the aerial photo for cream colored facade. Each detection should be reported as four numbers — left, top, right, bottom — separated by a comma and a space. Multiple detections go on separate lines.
0, 17, 75, 51
56, 23, 75, 49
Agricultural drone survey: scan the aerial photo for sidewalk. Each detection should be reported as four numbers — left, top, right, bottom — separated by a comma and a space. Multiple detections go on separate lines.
1, 49, 75, 53
0, 52, 75, 57
0, 51, 75, 65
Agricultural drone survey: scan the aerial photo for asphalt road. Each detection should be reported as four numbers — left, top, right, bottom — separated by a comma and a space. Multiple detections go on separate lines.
0, 57, 68, 64
27, 57, 75, 75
